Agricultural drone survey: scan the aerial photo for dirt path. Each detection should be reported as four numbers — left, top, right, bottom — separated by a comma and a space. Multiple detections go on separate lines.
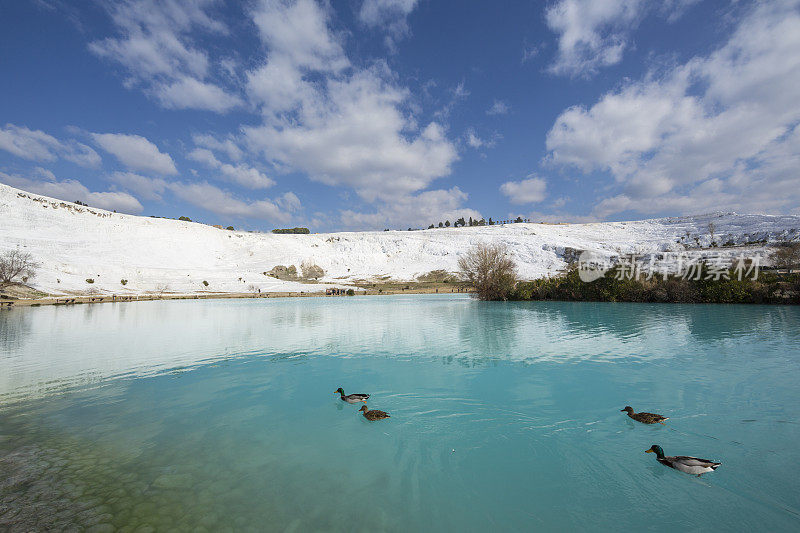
0, 285, 472, 308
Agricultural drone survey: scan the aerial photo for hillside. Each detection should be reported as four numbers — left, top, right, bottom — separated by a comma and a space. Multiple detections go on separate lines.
1, 183, 799, 297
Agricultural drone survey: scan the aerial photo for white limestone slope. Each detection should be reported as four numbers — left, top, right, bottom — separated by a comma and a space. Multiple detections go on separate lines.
1, 182, 799, 297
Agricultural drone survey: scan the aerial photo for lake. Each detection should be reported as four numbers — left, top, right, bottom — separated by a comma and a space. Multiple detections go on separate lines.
1, 295, 799, 531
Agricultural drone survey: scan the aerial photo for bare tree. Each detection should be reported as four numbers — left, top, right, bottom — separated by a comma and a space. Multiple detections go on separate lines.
708, 222, 716, 244
301, 260, 324, 280
0, 250, 39, 284
155, 283, 171, 295
458, 243, 518, 300
770, 242, 800, 271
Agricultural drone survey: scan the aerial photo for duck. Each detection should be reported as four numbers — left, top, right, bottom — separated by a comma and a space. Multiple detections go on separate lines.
646, 445, 721, 476
359, 405, 390, 421
621, 406, 668, 424
335, 387, 369, 404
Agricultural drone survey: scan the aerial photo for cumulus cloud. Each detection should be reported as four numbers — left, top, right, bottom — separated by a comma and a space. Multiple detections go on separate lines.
545, 0, 703, 77
169, 181, 295, 222
192, 133, 243, 161
546, 0, 800, 217
243, 0, 459, 204
0, 124, 101, 167
188, 148, 274, 189
92, 132, 178, 175
108, 171, 168, 201
250, 0, 348, 72
339, 187, 481, 230
1, 169, 143, 213
106, 171, 298, 222
154, 77, 242, 112
500, 176, 547, 204
89, 0, 240, 112
545, 0, 644, 77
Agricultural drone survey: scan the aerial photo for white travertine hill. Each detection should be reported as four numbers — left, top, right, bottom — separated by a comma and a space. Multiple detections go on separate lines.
1, 182, 799, 296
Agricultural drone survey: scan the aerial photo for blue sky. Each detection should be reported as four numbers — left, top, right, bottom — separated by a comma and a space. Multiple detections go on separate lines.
1, 0, 799, 232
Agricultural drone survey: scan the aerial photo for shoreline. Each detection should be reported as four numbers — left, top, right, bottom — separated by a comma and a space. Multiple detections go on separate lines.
0, 285, 473, 308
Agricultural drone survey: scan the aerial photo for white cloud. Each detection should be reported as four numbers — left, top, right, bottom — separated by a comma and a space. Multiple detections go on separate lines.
546, 0, 800, 217
545, 0, 644, 77
192, 134, 243, 161
464, 128, 499, 151
660, 0, 701, 23
1, 170, 143, 213
486, 100, 510, 116
359, 0, 419, 50
92, 132, 178, 175
466, 130, 484, 149
108, 171, 168, 201
155, 77, 242, 113
434, 81, 470, 120
340, 187, 481, 230
0, 124, 101, 167
105, 171, 297, 222
188, 148, 275, 189
250, 0, 348, 72
89, 0, 240, 112
500, 176, 547, 204
242, 0, 458, 203
169, 181, 295, 222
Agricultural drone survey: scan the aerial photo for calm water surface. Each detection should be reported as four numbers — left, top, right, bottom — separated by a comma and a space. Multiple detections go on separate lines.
1, 294, 799, 531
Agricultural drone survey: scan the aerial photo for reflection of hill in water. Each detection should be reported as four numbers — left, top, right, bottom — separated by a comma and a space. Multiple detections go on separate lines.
1, 295, 798, 402
0, 309, 33, 352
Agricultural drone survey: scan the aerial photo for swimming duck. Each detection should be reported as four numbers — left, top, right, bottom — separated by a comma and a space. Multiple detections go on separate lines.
621, 406, 668, 424
359, 405, 390, 421
646, 445, 721, 476
335, 387, 369, 404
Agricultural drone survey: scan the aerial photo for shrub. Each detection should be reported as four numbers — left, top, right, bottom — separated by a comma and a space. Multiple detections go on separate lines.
416, 269, 458, 283
121, 279, 128, 285
0, 250, 39, 284
458, 243, 518, 300
179, 216, 192, 222
512, 264, 800, 304
202, 280, 209, 286
268, 265, 298, 280
272, 227, 310, 234
226, 226, 235, 231
301, 260, 324, 280
771, 242, 800, 270
346, 288, 355, 296
86, 278, 95, 284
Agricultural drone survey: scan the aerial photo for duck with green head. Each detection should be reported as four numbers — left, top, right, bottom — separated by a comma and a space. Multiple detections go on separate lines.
335, 387, 369, 404
646, 444, 721, 476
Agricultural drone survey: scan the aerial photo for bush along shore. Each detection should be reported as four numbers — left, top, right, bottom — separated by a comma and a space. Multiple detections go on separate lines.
511, 264, 800, 304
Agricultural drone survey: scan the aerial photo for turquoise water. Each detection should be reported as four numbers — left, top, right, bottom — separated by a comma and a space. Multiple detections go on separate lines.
1, 295, 799, 531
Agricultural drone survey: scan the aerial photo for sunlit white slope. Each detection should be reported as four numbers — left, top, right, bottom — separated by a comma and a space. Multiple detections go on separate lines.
1, 183, 799, 296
